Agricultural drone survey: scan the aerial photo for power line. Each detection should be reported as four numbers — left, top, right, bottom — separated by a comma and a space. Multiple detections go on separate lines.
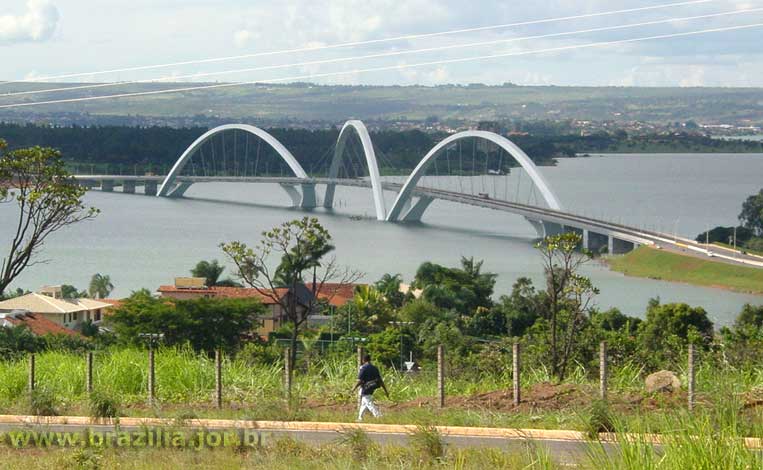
6, 6, 757, 98
2, 21, 761, 110
0, 0, 718, 86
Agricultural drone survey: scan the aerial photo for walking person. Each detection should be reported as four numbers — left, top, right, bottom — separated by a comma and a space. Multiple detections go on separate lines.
352, 354, 389, 421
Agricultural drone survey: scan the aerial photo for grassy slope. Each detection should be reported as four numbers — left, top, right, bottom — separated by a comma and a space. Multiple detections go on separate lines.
608, 246, 763, 294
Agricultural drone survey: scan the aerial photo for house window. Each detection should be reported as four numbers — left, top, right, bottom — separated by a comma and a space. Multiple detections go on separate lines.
95, 310, 101, 321
73, 312, 79, 322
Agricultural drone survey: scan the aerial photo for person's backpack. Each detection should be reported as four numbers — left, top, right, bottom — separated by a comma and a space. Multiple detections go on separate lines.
361, 379, 380, 395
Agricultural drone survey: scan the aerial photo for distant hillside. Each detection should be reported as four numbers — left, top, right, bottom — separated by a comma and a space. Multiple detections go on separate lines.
1, 82, 763, 128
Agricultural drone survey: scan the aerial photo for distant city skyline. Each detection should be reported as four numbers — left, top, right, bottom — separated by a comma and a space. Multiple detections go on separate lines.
2, 0, 763, 87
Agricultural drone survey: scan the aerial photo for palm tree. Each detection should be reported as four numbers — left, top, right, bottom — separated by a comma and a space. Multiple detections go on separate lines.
88, 273, 114, 299
191, 259, 241, 287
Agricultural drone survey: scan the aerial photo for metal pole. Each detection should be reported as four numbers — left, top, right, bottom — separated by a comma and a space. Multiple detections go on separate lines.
215, 348, 222, 409
512, 341, 520, 407
688, 344, 696, 412
28, 353, 35, 393
86, 351, 94, 394
148, 346, 155, 406
437, 345, 445, 408
599, 341, 608, 401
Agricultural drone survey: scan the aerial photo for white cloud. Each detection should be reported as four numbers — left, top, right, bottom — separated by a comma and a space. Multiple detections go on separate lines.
0, 0, 59, 45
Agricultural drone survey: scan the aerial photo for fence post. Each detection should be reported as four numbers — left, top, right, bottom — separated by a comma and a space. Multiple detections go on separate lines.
437, 344, 445, 408
215, 348, 223, 409
688, 344, 695, 412
357, 346, 364, 369
86, 351, 94, 395
28, 353, 36, 393
512, 341, 520, 407
284, 347, 292, 400
148, 347, 156, 406
599, 341, 608, 401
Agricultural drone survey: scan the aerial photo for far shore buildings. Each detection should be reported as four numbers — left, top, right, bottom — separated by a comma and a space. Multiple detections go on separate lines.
0, 285, 113, 335
158, 277, 359, 337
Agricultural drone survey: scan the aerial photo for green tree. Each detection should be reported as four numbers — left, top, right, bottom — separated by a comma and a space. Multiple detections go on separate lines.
107, 289, 261, 353
190, 260, 241, 287
367, 326, 416, 369
412, 257, 496, 317
61, 284, 88, 299
397, 299, 450, 326
0, 325, 44, 360
740, 189, 763, 236
221, 217, 361, 364
88, 273, 114, 299
637, 300, 714, 367
0, 140, 98, 296
374, 273, 405, 308
536, 232, 598, 381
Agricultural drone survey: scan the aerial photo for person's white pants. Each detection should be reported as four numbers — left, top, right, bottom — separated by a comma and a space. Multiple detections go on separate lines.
358, 393, 381, 421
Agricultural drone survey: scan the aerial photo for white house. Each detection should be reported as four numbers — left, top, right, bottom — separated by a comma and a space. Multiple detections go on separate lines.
0, 286, 113, 331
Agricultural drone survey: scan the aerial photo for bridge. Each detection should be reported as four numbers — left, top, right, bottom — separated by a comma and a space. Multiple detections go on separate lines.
72, 121, 763, 265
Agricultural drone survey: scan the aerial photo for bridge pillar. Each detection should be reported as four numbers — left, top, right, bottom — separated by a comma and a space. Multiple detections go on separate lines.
323, 184, 336, 209
300, 183, 317, 209
144, 181, 158, 196
279, 183, 302, 206
123, 181, 136, 194
585, 230, 609, 254
101, 180, 114, 192
167, 182, 193, 198
401, 196, 435, 222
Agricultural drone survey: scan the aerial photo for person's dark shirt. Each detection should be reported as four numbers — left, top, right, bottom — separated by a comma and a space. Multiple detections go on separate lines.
358, 363, 381, 395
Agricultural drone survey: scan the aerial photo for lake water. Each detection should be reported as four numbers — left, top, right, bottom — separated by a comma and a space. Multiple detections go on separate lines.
1, 153, 762, 326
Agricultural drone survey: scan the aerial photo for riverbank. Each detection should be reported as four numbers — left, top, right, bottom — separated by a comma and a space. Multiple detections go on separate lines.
607, 246, 763, 295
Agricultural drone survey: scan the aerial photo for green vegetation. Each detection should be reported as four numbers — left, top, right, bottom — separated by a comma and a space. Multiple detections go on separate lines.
0, 139, 98, 297
697, 187, 763, 254
0, 438, 561, 469
608, 246, 763, 294
108, 292, 262, 354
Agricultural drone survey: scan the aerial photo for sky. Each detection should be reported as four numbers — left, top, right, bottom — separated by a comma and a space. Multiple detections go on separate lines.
2, 0, 763, 87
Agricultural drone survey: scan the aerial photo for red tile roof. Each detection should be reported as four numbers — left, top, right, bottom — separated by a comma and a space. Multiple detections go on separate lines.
1, 312, 81, 337
158, 283, 363, 307
308, 282, 362, 307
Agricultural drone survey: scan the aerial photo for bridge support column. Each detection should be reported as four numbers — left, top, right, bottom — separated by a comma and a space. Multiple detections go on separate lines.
167, 182, 192, 198
101, 180, 114, 192
323, 184, 336, 209
280, 183, 302, 206
144, 181, 158, 196
123, 181, 136, 194
401, 196, 434, 222
300, 183, 317, 209
585, 230, 609, 254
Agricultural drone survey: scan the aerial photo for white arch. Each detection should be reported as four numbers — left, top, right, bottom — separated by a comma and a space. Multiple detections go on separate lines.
386, 130, 562, 221
157, 124, 309, 196
324, 120, 386, 220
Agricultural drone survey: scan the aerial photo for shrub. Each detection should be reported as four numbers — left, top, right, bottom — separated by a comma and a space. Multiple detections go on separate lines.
409, 425, 445, 463
337, 428, 373, 462
28, 387, 58, 416
88, 390, 120, 418
585, 399, 615, 439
